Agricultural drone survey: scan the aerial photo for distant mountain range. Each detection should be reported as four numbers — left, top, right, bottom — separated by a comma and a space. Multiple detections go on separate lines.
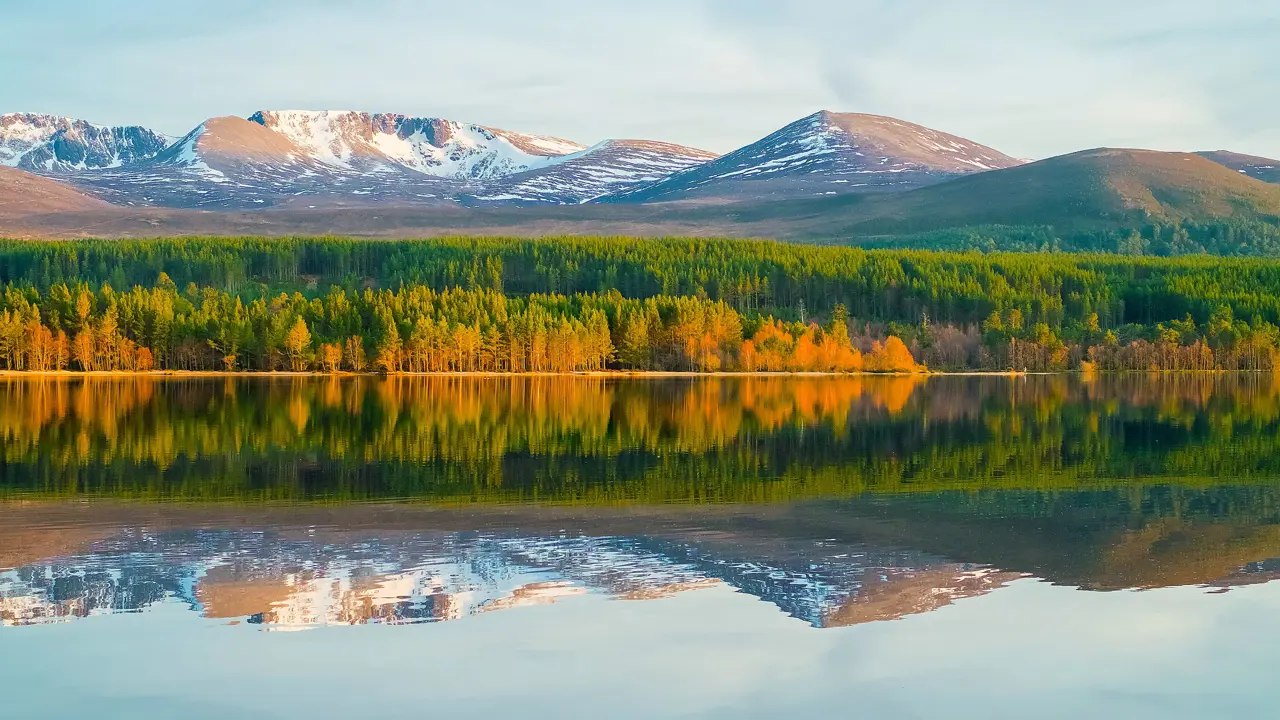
1, 109, 721, 210
0, 109, 1029, 210
2, 107, 1279, 242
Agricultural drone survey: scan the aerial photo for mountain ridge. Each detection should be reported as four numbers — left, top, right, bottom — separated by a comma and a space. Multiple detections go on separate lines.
0, 113, 171, 171
604, 110, 1023, 204
2, 108, 1033, 210
14, 109, 725, 209
4, 108, 1280, 251
1197, 150, 1280, 184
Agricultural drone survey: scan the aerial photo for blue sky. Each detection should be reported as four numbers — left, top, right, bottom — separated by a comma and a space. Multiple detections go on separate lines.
4, 0, 1278, 158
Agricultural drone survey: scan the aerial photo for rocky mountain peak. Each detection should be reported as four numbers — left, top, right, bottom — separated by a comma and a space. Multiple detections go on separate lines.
0, 113, 170, 171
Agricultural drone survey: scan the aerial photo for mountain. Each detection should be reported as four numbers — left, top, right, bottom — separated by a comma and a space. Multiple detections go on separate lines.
10, 148, 1280, 242
245, 110, 585, 180
8, 108, 1280, 247
604, 110, 1022, 204
65, 111, 592, 209
0, 165, 112, 217
1198, 150, 1280, 184
749, 148, 1280, 239
0, 113, 170, 171
463, 139, 719, 205
15, 109, 1016, 210
50, 110, 721, 209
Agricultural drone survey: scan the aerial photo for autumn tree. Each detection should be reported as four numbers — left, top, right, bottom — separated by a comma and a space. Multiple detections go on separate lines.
283, 316, 312, 371
866, 336, 923, 373
343, 336, 367, 371
319, 342, 343, 372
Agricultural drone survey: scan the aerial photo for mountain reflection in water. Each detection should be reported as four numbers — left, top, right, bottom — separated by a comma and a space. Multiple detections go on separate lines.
0, 516, 1015, 630
3, 484, 1280, 631
4, 374, 1280, 631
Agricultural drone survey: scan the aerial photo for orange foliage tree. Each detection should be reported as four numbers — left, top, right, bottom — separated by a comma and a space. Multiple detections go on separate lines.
865, 336, 924, 373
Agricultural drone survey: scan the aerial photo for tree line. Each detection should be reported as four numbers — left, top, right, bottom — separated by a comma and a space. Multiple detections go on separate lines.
3, 236, 1280, 371
858, 219, 1280, 257
0, 281, 920, 373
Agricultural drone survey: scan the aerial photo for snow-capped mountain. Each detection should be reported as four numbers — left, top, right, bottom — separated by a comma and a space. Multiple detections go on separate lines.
0, 113, 170, 171
60, 111, 589, 209
604, 110, 1023, 203
0, 107, 1028, 212
245, 110, 586, 179
465, 139, 719, 205
50, 110, 719, 209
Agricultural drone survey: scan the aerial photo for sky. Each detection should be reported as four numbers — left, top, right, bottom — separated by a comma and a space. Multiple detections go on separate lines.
4, 0, 1278, 159
5, 580, 1280, 717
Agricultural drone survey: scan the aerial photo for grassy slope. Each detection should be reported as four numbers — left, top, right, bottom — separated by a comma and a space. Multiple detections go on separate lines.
733, 148, 1280, 239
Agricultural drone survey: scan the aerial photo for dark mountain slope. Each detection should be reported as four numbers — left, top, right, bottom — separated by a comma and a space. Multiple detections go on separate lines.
1198, 150, 1280, 184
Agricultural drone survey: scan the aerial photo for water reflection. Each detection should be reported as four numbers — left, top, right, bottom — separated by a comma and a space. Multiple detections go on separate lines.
4, 485, 1280, 630
5, 373, 1280, 502
5, 375, 1280, 632
0, 522, 1010, 630
7, 377, 1280, 718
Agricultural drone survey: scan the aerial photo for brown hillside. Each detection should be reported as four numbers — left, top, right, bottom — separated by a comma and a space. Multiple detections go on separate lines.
0, 166, 113, 216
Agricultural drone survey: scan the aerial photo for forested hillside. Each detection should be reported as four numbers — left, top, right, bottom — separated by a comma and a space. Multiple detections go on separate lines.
1, 236, 1280, 372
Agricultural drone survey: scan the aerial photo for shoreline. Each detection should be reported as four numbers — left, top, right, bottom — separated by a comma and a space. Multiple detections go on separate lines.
0, 369, 1007, 379
0, 369, 1270, 379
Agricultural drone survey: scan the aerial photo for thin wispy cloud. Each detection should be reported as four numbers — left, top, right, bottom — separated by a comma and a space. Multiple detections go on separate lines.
3, 0, 1276, 158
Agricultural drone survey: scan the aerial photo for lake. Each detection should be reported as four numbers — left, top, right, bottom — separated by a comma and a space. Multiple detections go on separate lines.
3, 374, 1280, 718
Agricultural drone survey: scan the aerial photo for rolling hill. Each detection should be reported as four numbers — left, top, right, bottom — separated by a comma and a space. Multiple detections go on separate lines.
751, 148, 1280, 238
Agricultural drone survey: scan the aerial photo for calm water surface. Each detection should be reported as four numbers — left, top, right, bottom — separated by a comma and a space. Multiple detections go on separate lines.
3, 375, 1280, 718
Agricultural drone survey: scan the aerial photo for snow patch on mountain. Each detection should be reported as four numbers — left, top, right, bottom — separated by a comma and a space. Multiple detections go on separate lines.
254, 110, 358, 168
247, 110, 587, 180
0, 113, 170, 171
468, 139, 719, 204
161, 125, 228, 182
2, 107, 1025, 211
605, 110, 1022, 203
